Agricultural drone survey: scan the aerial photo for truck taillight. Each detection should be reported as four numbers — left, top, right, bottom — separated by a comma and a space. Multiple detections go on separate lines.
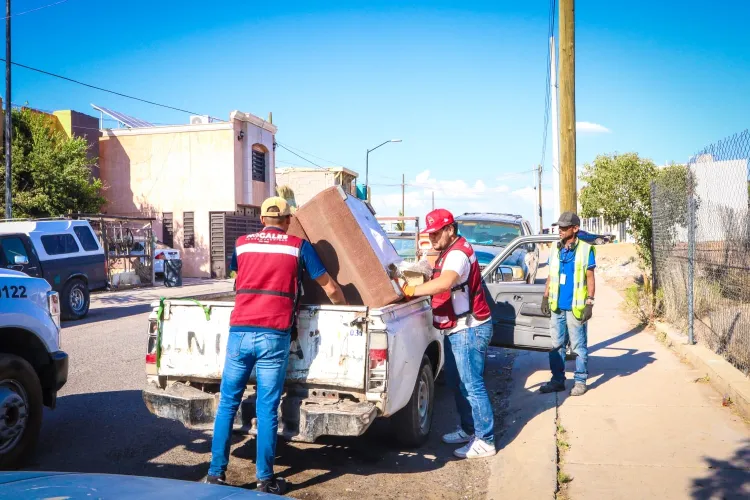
155, 253, 166, 260
368, 332, 388, 392
146, 320, 158, 366
369, 349, 387, 370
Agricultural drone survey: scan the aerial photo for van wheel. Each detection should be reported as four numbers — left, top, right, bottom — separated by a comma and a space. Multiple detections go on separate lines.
391, 355, 434, 448
62, 279, 90, 320
0, 354, 43, 469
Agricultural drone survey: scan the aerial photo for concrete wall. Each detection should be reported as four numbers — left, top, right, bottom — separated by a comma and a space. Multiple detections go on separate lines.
100, 123, 237, 278
54, 110, 102, 178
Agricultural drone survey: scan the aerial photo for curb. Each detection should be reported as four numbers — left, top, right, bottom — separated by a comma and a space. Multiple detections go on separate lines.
654, 321, 750, 419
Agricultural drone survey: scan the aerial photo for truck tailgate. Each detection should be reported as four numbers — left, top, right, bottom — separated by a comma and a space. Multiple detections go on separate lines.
156, 300, 370, 391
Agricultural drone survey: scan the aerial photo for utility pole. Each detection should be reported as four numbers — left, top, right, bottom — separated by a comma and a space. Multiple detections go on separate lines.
401, 173, 405, 217
537, 164, 543, 233
431, 191, 435, 210
559, 0, 576, 213
4, 0, 11, 219
550, 35, 561, 223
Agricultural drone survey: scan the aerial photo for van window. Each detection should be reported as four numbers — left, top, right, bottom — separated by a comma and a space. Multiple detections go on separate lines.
41, 234, 80, 255
74, 226, 100, 251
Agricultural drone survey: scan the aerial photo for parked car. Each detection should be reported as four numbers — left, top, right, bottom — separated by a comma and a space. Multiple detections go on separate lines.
0, 471, 274, 498
127, 241, 180, 275
0, 269, 67, 468
0, 220, 108, 320
454, 213, 539, 284
577, 230, 613, 245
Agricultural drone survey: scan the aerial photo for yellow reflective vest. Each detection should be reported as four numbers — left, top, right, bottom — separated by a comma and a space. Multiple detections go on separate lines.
548, 240, 594, 320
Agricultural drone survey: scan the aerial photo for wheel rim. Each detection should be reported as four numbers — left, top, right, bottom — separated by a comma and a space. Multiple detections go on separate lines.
417, 371, 431, 433
0, 380, 29, 454
70, 286, 85, 313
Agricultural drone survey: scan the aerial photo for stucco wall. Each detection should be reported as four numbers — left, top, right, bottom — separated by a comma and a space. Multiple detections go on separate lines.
99, 124, 236, 278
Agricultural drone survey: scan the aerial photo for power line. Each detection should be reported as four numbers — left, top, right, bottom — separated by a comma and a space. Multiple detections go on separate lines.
1, 0, 69, 20
275, 141, 345, 167
0, 57, 215, 118
539, 0, 557, 171
275, 143, 323, 168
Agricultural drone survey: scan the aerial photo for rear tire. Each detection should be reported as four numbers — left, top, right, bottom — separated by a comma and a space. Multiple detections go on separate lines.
391, 355, 434, 448
0, 354, 43, 469
62, 279, 90, 320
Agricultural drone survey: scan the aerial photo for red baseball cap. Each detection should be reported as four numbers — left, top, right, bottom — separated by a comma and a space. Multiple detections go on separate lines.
423, 209, 455, 234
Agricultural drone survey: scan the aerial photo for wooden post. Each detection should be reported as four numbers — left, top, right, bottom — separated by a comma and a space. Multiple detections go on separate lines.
559, 0, 577, 213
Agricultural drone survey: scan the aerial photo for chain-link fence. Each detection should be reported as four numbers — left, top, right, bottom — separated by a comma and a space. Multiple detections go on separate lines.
652, 129, 750, 374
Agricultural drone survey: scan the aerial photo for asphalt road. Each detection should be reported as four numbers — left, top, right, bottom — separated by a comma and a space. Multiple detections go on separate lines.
27, 302, 514, 499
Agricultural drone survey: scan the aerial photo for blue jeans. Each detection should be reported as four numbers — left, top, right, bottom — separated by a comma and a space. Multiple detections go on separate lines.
209, 329, 290, 481
550, 310, 589, 384
443, 322, 495, 445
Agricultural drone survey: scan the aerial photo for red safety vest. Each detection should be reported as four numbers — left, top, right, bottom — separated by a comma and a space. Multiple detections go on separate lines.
431, 236, 492, 330
230, 228, 304, 331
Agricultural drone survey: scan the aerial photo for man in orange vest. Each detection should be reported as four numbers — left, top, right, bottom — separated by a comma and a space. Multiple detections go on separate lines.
205, 197, 345, 493
402, 209, 496, 459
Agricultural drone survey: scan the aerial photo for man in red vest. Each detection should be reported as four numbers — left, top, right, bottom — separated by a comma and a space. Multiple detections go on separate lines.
402, 208, 496, 459
205, 197, 345, 493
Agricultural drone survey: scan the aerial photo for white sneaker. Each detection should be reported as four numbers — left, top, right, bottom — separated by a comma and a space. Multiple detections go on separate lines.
454, 438, 497, 459
442, 428, 472, 444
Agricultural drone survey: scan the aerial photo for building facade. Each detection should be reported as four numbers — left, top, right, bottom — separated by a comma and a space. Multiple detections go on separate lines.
275, 167, 359, 208
99, 111, 277, 278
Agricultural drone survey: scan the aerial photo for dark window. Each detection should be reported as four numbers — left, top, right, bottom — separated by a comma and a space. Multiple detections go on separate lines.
74, 226, 100, 251
183, 212, 195, 249
41, 234, 80, 255
162, 213, 174, 248
1, 237, 30, 265
252, 149, 266, 182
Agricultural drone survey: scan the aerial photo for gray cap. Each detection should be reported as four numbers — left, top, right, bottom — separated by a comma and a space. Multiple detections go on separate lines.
552, 211, 581, 227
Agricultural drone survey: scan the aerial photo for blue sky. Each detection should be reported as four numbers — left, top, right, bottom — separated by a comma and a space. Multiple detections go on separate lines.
5, 0, 750, 226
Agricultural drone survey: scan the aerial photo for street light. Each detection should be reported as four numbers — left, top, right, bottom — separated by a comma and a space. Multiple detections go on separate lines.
365, 139, 402, 197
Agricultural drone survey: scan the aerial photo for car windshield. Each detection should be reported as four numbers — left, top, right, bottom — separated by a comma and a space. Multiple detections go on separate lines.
457, 220, 521, 247
389, 238, 417, 259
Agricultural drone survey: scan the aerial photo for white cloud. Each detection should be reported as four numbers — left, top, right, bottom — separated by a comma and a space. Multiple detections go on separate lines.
512, 186, 554, 208
371, 170, 532, 220
576, 121, 611, 134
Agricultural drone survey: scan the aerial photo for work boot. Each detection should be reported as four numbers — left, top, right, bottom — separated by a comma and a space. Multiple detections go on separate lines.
570, 383, 588, 396
539, 380, 566, 393
202, 473, 227, 485
258, 477, 288, 495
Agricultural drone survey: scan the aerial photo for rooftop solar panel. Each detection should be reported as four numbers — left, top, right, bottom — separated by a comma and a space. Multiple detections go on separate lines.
91, 104, 154, 128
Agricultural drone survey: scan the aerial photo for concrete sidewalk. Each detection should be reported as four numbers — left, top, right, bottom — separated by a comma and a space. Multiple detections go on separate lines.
490, 281, 750, 499
90, 278, 234, 311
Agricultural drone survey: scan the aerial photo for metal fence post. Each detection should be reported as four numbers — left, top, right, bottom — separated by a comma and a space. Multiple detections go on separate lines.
687, 169, 696, 345
650, 182, 656, 313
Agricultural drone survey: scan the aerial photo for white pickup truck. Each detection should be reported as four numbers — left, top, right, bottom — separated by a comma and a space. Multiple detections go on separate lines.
0, 268, 67, 468
142, 234, 560, 448
143, 296, 444, 447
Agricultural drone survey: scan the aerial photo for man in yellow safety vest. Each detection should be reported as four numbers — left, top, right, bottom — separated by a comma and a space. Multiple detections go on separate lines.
540, 211, 596, 396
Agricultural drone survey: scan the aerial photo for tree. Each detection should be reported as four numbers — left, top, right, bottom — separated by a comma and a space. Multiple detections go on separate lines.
0, 108, 106, 218
396, 210, 406, 231
579, 153, 657, 265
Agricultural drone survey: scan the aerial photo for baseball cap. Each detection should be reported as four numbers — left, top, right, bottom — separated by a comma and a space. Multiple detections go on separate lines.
552, 211, 581, 227
423, 208, 455, 234
261, 196, 292, 217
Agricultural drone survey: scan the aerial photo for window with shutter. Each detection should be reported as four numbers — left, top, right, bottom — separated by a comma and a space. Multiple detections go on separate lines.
183, 212, 195, 249
252, 149, 266, 182
162, 213, 174, 248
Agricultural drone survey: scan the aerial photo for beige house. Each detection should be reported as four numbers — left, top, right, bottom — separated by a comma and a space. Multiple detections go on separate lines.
275, 167, 359, 207
99, 111, 277, 278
